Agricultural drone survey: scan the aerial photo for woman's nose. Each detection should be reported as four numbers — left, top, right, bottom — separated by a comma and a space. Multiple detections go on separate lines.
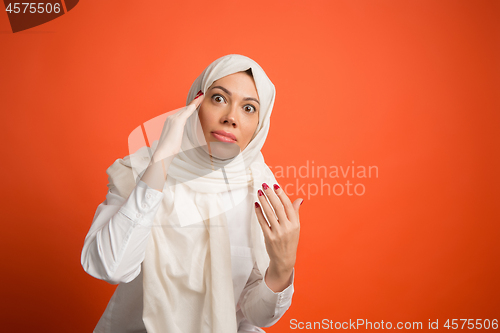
221, 104, 238, 127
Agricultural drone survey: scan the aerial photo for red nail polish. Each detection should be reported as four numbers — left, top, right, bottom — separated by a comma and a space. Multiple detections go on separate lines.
273, 184, 280, 190
300, 200, 304, 206
194, 90, 203, 99
255, 202, 260, 208
258, 189, 264, 196
262, 183, 269, 190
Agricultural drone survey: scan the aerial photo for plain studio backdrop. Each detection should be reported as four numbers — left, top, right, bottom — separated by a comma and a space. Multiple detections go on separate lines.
0, 0, 498, 332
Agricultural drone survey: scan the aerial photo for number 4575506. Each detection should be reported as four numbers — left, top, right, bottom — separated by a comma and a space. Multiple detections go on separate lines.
6, 3, 62, 14
444, 319, 498, 330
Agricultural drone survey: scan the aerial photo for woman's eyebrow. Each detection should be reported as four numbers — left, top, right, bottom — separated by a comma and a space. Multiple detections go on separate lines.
211, 86, 260, 105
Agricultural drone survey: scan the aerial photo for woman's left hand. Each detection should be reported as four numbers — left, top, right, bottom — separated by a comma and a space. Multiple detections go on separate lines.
255, 183, 303, 292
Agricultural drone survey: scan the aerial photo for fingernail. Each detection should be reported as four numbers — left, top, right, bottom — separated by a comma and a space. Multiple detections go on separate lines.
255, 202, 260, 208
194, 90, 203, 99
273, 184, 280, 190
258, 189, 264, 196
262, 183, 269, 190
300, 200, 304, 206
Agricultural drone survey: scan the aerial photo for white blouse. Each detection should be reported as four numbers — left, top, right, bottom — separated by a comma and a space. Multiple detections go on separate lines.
81, 179, 295, 333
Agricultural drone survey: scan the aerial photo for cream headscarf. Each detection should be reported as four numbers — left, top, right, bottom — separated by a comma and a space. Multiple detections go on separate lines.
125, 54, 278, 332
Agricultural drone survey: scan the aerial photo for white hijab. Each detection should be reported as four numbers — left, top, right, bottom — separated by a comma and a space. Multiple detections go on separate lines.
127, 54, 278, 332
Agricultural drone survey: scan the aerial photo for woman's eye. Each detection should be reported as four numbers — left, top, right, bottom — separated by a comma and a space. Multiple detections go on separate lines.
244, 105, 256, 113
213, 95, 225, 103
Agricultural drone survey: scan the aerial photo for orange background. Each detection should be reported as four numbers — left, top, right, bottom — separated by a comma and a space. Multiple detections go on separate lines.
1, 0, 499, 331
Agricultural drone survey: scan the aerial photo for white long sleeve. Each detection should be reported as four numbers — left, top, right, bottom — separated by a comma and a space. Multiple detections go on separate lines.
81, 180, 164, 284
238, 262, 294, 329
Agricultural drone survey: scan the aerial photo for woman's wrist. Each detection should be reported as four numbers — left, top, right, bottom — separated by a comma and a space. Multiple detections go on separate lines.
140, 154, 168, 192
264, 262, 294, 293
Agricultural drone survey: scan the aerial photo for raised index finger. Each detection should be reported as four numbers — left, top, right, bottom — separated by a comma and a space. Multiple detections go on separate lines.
180, 91, 204, 119
189, 90, 204, 109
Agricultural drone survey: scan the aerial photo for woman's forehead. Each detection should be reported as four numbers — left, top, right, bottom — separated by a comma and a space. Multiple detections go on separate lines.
207, 72, 260, 100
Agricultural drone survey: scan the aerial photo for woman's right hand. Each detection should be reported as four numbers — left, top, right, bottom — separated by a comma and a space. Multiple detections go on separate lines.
153, 90, 204, 163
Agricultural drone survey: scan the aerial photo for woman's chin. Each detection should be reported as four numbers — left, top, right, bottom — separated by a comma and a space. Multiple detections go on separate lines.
208, 141, 241, 160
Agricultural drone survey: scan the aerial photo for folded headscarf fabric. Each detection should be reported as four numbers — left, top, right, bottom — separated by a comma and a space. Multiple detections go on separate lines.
124, 54, 278, 332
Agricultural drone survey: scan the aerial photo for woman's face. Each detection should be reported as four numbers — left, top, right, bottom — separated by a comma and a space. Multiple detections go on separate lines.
198, 71, 260, 154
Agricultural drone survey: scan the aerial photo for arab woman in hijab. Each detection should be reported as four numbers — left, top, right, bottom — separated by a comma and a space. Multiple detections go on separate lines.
81, 54, 303, 333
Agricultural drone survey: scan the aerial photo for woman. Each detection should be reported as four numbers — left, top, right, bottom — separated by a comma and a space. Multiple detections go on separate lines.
81, 54, 303, 333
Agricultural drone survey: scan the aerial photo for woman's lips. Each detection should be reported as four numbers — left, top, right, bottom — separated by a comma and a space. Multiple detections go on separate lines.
211, 131, 237, 143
